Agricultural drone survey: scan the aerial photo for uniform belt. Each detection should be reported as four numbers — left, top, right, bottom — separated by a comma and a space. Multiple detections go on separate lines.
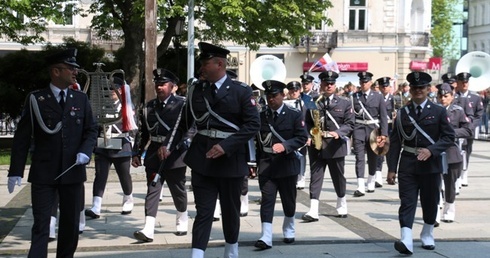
321, 131, 334, 138
403, 146, 419, 155
355, 119, 379, 125
150, 135, 166, 143
262, 147, 274, 154
197, 129, 235, 139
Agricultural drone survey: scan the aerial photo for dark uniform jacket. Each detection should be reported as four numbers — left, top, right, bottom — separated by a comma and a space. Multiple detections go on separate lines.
454, 91, 484, 134
9, 88, 98, 184
352, 90, 389, 139
383, 93, 395, 122
170, 77, 260, 178
387, 100, 455, 174
133, 95, 188, 172
256, 105, 308, 178
445, 104, 472, 164
284, 94, 315, 155
305, 95, 355, 159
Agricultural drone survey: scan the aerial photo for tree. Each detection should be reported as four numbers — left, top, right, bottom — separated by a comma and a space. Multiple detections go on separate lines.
2, 0, 333, 104
431, 0, 461, 59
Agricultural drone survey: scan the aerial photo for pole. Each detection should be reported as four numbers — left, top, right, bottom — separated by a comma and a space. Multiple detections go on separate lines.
145, 0, 157, 102
187, 0, 195, 82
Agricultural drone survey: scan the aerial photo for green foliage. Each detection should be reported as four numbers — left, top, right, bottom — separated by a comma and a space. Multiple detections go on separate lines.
431, 0, 461, 58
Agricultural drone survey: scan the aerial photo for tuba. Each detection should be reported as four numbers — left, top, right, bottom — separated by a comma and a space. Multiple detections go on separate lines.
309, 96, 324, 150
250, 55, 286, 89
455, 51, 490, 92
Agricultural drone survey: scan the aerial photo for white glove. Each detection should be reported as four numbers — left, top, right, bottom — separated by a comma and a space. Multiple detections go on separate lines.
75, 153, 90, 165
8, 176, 22, 194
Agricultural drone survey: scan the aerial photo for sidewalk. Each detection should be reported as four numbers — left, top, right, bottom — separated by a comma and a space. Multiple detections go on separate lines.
1, 140, 490, 257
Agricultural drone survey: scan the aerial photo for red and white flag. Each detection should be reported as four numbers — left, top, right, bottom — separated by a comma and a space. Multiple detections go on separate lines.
120, 82, 138, 132
308, 52, 340, 73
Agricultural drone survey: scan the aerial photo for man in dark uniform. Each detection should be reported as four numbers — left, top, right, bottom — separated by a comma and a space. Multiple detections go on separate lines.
285, 81, 315, 189
351, 72, 388, 196
454, 72, 484, 188
387, 72, 455, 255
300, 74, 319, 99
436, 83, 472, 223
160, 42, 260, 258
7, 48, 98, 258
85, 77, 135, 219
302, 71, 355, 222
374, 77, 395, 188
441, 72, 457, 89
254, 80, 308, 250
131, 69, 189, 241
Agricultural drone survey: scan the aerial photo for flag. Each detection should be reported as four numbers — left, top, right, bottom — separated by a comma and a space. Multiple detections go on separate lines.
120, 82, 138, 132
308, 52, 339, 73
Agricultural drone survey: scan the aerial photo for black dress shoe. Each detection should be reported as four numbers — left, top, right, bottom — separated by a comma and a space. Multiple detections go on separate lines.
49, 237, 56, 242
462, 184, 468, 187
121, 210, 132, 215
79, 231, 83, 235
353, 190, 365, 197
84, 209, 100, 219
174, 231, 187, 236
366, 189, 375, 193
302, 214, 319, 222
133, 231, 153, 242
442, 219, 453, 223
213, 217, 220, 222
283, 238, 295, 244
434, 221, 440, 227
336, 214, 348, 218
375, 182, 383, 188
394, 240, 413, 255
422, 244, 435, 250
254, 240, 271, 250
240, 212, 248, 217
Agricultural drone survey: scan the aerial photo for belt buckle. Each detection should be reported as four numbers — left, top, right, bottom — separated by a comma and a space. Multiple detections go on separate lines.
208, 130, 217, 138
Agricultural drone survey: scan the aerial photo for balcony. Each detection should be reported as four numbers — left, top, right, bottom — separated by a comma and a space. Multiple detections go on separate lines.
410, 32, 429, 47
297, 30, 338, 53
90, 29, 124, 46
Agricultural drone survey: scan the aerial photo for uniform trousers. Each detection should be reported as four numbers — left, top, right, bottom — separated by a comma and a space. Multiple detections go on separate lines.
398, 168, 441, 228
443, 163, 462, 203
353, 136, 378, 178
93, 154, 132, 197
30, 182, 83, 258
258, 174, 298, 223
191, 171, 244, 250
464, 139, 474, 166
144, 167, 187, 216
309, 156, 346, 199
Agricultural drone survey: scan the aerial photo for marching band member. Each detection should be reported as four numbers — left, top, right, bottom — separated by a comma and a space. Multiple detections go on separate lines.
302, 71, 354, 222
254, 80, 307, 249
387, 72, 454, 255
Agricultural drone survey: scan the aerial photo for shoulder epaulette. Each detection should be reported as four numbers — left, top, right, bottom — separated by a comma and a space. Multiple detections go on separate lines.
233, 80, 248, 88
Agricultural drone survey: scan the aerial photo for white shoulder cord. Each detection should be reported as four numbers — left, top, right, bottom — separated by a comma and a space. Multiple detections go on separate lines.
29, 94, 62, 135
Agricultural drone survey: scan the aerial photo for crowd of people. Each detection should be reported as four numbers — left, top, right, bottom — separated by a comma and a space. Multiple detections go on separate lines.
6, 45, 485, 258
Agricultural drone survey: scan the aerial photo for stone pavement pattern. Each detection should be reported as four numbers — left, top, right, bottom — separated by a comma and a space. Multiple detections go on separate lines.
1, 141, 490, 257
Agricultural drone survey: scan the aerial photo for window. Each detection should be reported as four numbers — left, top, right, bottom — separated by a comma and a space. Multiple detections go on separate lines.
349, 0, 366, 31
53, 2, 74, 25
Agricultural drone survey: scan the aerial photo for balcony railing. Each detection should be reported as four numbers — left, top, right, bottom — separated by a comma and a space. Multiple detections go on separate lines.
297, 30, 338, 52
90, 29, 124, 45
410, 32, 429, 47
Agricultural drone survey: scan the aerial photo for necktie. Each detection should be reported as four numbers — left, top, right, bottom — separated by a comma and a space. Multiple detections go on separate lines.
363, 93, 368, 100
211, 83, 217, 98
416, 105, 422, 118
325, 97, 330, 107
273, 111, 279, 122
59, 91, 65, 109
